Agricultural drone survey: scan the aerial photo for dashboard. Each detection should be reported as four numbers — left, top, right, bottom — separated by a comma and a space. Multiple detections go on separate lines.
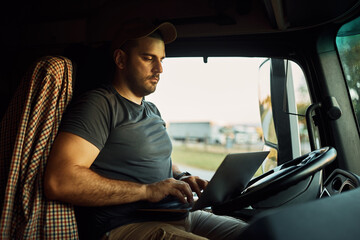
321, 169, 360, 197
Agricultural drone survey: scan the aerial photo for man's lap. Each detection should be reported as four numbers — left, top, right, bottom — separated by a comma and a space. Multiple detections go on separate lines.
104, 210, 248, 240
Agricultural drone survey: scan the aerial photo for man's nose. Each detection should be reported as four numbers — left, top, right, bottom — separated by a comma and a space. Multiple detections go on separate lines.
153, 59, 163, 74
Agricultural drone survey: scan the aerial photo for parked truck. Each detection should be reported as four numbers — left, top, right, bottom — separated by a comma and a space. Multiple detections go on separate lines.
167, 122, 222, 144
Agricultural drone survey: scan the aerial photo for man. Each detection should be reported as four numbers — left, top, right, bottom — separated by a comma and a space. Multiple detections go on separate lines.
44, 19, 247, 240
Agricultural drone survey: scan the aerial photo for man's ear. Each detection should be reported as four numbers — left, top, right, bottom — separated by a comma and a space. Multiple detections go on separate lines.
113, 49, 126, 70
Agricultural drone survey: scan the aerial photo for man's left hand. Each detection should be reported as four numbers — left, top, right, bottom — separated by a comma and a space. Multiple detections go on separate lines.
179, 176, 208, 197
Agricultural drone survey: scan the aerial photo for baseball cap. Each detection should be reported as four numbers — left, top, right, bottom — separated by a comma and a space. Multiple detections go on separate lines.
111, 18, 177, 52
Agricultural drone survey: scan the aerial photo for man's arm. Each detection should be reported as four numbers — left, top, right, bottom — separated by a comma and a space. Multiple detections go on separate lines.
44, 132, 193, 206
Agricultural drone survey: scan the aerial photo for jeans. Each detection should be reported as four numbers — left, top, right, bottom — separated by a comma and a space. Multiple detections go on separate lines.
104, 210, 248, 240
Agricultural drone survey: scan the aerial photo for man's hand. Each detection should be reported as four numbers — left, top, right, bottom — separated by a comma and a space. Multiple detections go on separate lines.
179, 176, 208, 198
145, 178, 194, 203
171, 164, 208, 198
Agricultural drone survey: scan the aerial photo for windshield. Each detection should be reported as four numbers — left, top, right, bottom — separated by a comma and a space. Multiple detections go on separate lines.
336, 16, 360, 131
147, 57, 265, 180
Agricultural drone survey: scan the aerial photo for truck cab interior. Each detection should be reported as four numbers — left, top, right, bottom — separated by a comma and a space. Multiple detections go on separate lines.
1, 0, 360, 239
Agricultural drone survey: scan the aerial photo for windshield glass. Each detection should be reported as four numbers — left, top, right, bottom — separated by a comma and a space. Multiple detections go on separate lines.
336, 16, 360, 131
147, 57, 265, 180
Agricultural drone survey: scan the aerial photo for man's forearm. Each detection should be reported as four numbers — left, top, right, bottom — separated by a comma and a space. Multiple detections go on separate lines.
44, 165, 147, 206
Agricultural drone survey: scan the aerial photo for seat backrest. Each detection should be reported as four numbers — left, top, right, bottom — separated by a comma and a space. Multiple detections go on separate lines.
0, 56, 78, 239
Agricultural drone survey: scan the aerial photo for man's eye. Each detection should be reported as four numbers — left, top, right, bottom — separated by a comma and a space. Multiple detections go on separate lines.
143, 57, 153, 61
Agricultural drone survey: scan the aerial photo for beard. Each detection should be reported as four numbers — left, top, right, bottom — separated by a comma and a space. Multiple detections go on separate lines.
126, 72, 160, 97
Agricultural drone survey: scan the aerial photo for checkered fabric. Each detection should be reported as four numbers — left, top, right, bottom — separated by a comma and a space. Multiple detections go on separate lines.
0, 56, 78, 239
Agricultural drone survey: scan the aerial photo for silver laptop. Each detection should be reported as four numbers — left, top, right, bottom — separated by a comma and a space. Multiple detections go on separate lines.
138, 151, 269, 212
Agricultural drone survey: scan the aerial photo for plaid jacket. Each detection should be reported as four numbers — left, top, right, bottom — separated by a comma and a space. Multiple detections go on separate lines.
0, 56, 78, 239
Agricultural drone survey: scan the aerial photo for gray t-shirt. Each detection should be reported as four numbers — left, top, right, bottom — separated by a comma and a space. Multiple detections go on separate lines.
60, 85, 186, 237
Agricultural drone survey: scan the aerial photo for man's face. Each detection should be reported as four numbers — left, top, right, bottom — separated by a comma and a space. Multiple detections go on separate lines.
123, 36, 165, 97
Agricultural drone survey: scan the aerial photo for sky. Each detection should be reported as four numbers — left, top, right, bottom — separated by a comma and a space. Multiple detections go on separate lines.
146, 57, 266, 126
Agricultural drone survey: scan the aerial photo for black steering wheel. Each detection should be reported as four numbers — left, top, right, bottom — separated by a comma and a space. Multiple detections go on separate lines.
212, 146, 337, 213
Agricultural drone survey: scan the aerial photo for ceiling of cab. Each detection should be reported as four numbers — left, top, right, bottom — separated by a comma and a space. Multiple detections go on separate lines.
3, 0, 360, 46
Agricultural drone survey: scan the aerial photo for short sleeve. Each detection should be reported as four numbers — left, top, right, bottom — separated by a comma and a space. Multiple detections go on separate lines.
60, 90, 112, 150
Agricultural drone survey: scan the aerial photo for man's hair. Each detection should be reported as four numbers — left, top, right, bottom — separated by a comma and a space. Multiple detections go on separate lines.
120, 30, 164, 53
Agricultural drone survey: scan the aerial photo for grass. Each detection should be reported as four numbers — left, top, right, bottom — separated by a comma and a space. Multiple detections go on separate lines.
172, 145, 228, 171
171, 143, 266, 178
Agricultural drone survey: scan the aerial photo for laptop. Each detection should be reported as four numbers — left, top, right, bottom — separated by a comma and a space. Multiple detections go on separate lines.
138, 151, 270, 212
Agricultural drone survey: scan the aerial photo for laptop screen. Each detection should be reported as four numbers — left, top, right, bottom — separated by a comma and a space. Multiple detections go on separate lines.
192, 151, 269, 210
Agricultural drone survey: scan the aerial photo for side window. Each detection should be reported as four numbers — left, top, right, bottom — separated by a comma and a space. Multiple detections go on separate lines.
336, 16, 360, 131
258, 59, 312, 172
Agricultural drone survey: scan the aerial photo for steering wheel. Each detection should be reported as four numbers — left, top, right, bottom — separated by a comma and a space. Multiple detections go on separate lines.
212, 146, 337, 213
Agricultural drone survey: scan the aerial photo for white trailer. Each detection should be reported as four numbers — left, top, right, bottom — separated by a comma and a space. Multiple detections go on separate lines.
167, 122, 222, 144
